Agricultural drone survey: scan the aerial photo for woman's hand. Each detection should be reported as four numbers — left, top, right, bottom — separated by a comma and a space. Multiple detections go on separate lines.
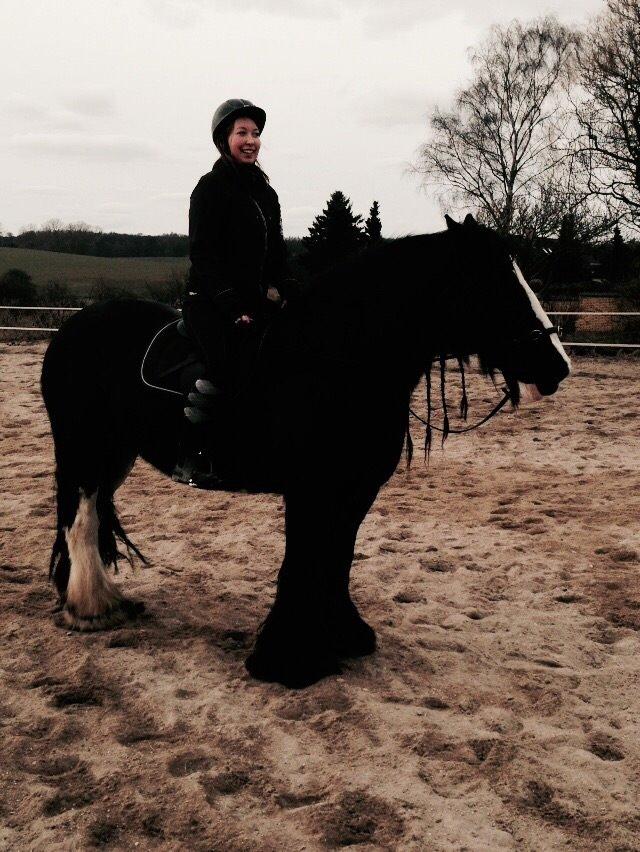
234, 314, 253, 325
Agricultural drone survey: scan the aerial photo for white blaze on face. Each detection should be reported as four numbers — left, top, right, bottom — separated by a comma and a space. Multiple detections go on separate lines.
512, 260, 571, 373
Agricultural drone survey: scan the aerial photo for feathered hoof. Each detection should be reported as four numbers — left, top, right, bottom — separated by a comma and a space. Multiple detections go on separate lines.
59, 597, 145, 632
333, 620, 376, 658
245, 646, 341, 689
330, 602, 377, 658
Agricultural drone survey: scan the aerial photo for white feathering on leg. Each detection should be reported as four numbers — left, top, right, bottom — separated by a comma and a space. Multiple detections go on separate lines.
64, 490, 122, 628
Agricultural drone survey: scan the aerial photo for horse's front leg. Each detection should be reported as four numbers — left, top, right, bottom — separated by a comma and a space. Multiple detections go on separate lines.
245, 488, 377, 688
246, 495, 339, 688
325, 490, 379, 659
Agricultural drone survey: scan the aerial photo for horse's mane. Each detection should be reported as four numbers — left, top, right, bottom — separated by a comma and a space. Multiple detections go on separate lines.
292, 231, 482, 465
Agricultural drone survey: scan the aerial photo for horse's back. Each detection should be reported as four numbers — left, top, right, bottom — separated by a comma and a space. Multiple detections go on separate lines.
44, 298, 176, 363
42, 299, 177, 394
41, 299, 179, 451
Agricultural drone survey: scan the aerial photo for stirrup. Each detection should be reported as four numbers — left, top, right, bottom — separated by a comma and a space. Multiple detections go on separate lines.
172, 450, 225, 489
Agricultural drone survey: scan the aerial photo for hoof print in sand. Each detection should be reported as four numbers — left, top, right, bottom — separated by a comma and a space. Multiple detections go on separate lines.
51, 685, 103, 709
275, 790, 326, 809
42, 764, 98, 817
168, 751, 213, 777
87, 820, 120, 847
20, 753, 82, 779
201, 770, 251, 803
421, 696, 450, 710
588, 734, 625, 762
313, 790, 404, 848
105, 630, 141, 649
0, 564, 32, 585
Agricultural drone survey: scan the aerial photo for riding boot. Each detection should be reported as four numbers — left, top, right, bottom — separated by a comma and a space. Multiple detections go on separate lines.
172, 381, 225, 489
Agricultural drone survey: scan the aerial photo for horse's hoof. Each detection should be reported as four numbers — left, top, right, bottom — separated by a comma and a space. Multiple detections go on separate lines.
334, 622, 376, 658
245, 649, 341, 689
59, 598, 145, 632
331, 606, 377, 658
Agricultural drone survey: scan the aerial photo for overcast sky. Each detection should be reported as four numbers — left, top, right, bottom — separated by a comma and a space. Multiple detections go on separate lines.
2, 0, 604, 239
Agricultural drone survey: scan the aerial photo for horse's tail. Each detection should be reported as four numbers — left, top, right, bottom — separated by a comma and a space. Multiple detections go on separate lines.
95, 492, 148, 571
48, 468, 78, 598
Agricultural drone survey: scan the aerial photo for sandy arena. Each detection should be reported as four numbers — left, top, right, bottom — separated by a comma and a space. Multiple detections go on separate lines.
0, 341, 639, 851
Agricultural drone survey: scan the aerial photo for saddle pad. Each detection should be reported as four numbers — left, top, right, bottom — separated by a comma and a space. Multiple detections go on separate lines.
141, 319, 205, 397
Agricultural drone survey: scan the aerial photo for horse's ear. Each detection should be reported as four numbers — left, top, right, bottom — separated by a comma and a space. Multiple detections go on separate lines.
463, 213, 478, 228
445, 214, 459, 230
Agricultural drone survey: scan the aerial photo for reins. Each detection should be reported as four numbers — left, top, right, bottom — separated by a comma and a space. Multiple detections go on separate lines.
409, 386, 511, 433
405, 356, 512, 462
407, 324, 558, 452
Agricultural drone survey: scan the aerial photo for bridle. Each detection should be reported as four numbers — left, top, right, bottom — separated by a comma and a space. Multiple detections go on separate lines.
510, 325, 557, 349
409, 324, 559, 436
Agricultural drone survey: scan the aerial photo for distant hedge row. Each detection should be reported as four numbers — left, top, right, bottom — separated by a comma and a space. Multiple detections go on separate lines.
0, 267, 186, 308
0, 228, 189, 258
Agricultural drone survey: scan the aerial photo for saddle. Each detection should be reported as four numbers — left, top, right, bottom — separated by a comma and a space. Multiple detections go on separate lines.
141, 318, 206, 398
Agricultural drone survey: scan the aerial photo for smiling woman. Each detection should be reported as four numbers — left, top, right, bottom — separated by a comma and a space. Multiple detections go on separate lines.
173, 98, 295, 487
227, 117, 262, 165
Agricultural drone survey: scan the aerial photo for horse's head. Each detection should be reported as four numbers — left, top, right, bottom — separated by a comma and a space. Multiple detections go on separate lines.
442, 214, 571, 404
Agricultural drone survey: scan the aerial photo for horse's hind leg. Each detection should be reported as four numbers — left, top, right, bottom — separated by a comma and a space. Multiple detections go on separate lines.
64, 490, 123, 629
46, 433, 144, 630
58, 483, 144, 631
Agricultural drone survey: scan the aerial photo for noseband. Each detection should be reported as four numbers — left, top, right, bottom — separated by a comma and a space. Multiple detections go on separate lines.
510, 325, 558, 349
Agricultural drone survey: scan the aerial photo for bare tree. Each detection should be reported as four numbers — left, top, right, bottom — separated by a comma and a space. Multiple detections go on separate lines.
573, 0, 640, 230
415, 17, 579, 236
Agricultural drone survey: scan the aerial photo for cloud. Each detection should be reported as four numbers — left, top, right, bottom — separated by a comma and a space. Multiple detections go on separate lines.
61, 93, 116, 118
3, 91, 115, 130
4, 95, 49, 122
235, 0, 339, 17
355, 0, 454, 38
9, 133, 161, 161
149, 192, 186, 202
357, 93, 430, 128
345, 0, 602, 38
20, 185, 75, 195
286, 204, 318, 216
97, 201, 137, 213
140, 0, 602, 32
144, 0, 339, 25
141, 0, 594, 33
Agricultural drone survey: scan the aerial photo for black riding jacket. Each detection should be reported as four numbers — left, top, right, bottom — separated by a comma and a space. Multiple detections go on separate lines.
187, 157, 287, 318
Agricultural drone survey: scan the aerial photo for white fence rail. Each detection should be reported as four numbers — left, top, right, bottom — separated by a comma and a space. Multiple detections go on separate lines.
546, 311, 640, 349
0, 304, 82, 332
1, 306, 639, 349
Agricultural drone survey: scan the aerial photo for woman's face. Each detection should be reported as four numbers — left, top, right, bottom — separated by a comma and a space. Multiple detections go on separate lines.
227, 117, 261, 165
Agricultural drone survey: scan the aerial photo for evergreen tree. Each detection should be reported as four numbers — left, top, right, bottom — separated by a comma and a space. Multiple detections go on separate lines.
549, 214, 591, 294
365, 200, 382, 243
605, 225, 628, 284
302, 191, 365, 272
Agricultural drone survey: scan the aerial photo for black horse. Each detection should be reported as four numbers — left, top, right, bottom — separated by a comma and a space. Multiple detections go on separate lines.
40, 215, 570, 688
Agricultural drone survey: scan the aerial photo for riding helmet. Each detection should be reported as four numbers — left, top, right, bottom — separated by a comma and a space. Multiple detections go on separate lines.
211, 99, 266, 142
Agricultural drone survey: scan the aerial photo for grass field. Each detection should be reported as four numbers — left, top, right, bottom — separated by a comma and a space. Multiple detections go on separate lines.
0, 247, 188, 298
